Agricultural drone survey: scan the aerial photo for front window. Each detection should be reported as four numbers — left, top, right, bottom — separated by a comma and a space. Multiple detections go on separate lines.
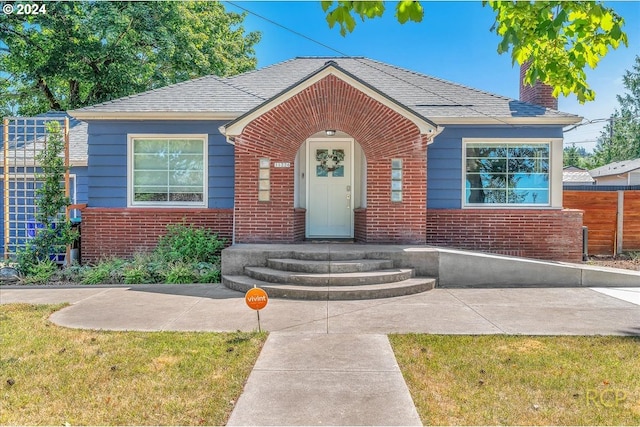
130, 136, 206, 206
465, 142, 550, 206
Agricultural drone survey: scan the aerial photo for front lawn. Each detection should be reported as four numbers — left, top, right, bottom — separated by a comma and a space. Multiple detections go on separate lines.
0, 304, 266, 425
391, 334, 640, 426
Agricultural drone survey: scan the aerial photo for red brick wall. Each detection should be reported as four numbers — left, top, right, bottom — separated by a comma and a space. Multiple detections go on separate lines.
293, 208, 306, 241
80, 208, 233, 263
354, 208, 367, 241
233, 74, 428, 243
426, 209, 584, 262
362, 156, 427, 243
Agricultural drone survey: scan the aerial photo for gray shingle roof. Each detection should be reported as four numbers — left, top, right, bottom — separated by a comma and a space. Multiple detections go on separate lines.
72, 75, 260, 114
71, 56, 580, 123
1, 112, 88, 165
590, 158, 640, 178
563, 166, 595, 184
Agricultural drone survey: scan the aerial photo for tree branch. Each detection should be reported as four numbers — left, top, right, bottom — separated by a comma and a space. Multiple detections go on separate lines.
0, 25, 47, 54
69, 79, 80, 108
36, 77, 62, 111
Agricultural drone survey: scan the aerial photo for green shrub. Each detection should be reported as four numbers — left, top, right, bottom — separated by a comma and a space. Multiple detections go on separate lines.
57, 224, 225, 285
626, 251, 640, 260
195, 262, 221, 283
155, 224, 225, 264
82, 258, 127, 285
164, 263, 197, 284
124, 265, 153, 284
22, 260, 58, 284
57, 264, 89, 283
81, 265, 110, 285
15, 248, 39, 276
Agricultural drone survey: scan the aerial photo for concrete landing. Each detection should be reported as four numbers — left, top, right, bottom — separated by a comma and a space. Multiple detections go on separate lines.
226, 333, 421, 426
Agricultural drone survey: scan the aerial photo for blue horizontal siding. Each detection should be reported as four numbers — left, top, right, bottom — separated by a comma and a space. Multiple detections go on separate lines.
86, 120, 234, 208
427, 125, 564, 209
71, 166, 89, 205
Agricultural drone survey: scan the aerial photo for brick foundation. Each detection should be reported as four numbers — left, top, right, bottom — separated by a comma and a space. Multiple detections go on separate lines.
426, 209, 584, 262
354, 208, 367, 241
293, 208, 306, 241
80, 208, 233, 263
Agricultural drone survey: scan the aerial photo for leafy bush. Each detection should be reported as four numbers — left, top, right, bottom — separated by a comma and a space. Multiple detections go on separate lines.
21, 224, 226, 285
164, 263, 197, 284
56, 264, 89, 283
124, 265, 153, 284
195, 262, 221, 283
155, 224, 225, 264
626, 251, 640, 260
82, 258, 127, 284
22, 260, 58, 284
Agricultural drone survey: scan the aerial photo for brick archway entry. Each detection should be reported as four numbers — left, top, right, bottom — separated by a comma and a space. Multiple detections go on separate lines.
230, 73, 432, 244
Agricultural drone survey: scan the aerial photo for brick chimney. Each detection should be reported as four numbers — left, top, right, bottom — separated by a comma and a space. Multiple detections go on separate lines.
519, 61, 558, 110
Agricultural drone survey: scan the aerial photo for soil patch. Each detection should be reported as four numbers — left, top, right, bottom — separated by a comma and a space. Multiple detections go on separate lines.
587, 255, 640, 271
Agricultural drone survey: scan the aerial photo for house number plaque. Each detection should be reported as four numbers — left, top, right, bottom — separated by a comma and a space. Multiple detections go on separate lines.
274, 162, 291, 168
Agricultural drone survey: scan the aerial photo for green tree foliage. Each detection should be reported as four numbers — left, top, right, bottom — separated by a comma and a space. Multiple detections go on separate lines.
563, 145, 592, 168
321, 1, 628, 103
593, 55, 640, 166
0, 1, 260, 115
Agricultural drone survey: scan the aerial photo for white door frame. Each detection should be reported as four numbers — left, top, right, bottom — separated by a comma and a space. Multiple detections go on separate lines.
305, 137, 355, 238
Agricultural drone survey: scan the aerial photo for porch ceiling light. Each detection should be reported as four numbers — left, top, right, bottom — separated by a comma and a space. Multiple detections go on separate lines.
325, 129, 336, 136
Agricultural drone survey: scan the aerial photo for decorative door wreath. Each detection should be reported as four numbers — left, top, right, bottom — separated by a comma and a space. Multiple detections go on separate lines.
316, 149, 345, 174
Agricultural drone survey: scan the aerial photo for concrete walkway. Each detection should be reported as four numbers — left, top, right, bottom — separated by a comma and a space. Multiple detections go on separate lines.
1, 284, 638, 334
226, 333, 421, 426
1, 284, 639, 425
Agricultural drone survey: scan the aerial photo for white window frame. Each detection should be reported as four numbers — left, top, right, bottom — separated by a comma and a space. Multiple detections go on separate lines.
462, 138, 563, 209
127, 134, 208, 208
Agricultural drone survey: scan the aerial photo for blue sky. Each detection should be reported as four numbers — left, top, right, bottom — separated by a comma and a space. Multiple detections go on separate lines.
224, 1, 640, 152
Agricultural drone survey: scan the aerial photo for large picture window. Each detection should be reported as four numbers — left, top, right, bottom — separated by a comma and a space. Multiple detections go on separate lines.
130, 136, 206, 206
465, 142, 550, 206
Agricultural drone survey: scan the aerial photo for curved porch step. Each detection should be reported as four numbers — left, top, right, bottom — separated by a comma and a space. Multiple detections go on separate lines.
245, 266, 414, 287
267, 258, 394, 274
292, 250, 366, 261
222, 275, 436, 300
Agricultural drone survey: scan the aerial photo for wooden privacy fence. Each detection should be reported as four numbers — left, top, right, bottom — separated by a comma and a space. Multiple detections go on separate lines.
564, 188, 640, 256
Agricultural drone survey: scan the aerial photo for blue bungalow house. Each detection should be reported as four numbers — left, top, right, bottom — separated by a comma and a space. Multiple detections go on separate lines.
69, 57, 584, 263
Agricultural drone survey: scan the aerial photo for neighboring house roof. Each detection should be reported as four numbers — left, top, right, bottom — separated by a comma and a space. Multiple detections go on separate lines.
70, 56, 581, 126
1, 112, 88, 166
562, 166, 595, 184
590, 158, 640, 178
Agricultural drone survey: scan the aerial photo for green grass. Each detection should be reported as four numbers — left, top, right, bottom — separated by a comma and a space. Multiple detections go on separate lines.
0, 304, 266, 426
4, 304, 639, 425
390, 334, 640, 426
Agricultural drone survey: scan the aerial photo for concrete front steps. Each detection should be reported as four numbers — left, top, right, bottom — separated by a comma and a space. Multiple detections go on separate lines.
223, 244, 640, 298
222, 255, 436, 300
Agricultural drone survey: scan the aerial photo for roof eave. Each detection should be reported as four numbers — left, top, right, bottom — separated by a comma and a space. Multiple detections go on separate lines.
430, 116, 583, 126
592, 167, 640, 178
69, 111, 242, 121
